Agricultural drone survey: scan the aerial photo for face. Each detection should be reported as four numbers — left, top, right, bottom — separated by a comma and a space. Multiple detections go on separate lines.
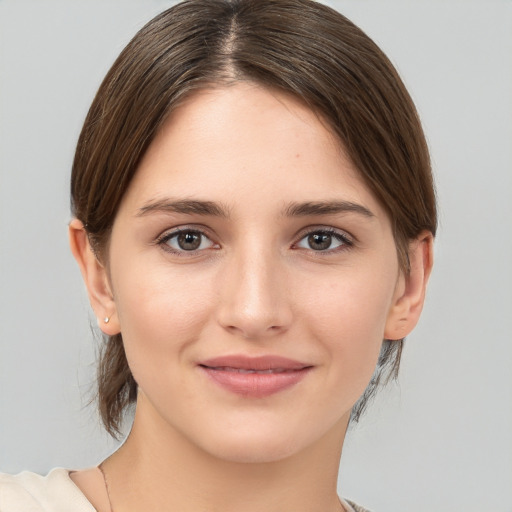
103, 83, 405, 463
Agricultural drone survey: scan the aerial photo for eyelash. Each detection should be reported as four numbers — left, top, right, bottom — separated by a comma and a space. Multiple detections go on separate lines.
155, 226, 354, 256
293, 227, 354, 254
155, 227, 218, 256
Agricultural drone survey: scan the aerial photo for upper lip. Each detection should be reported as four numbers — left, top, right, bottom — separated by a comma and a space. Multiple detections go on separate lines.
199, 355, 311, 371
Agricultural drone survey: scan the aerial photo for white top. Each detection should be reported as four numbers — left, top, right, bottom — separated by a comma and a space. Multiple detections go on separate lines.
0, 469, 95, 512
0, 468, 367, 512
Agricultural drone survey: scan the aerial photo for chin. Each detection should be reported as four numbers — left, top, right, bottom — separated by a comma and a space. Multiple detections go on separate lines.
203, 435, 302, 464
185, 416, 338, 465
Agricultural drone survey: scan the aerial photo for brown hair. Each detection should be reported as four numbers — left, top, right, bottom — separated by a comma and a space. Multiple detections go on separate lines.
71, 0, 437, 436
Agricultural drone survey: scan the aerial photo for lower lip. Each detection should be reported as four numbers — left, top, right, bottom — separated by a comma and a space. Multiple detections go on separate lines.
199, 366, 312, 398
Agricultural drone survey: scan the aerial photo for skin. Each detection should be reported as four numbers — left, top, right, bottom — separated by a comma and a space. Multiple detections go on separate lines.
69, 83, 433, 512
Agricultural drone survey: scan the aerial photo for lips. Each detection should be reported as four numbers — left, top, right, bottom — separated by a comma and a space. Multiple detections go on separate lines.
206, 367, 298, 374
198, 355, 313, 398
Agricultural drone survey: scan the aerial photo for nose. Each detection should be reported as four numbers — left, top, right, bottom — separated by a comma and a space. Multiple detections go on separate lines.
216, 245, 293, 340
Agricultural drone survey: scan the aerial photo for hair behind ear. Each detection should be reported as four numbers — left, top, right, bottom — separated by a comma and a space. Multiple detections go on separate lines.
97, 333, 137, 438
350, 338, 403, 422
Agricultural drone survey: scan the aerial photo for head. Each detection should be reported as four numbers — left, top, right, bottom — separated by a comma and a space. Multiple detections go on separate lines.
70, 0, 436, 440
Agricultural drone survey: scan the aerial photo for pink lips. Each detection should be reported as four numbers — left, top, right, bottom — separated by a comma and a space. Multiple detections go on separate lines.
198, 355, 312, 398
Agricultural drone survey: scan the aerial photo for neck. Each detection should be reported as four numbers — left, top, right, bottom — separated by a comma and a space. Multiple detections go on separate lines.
102, 397, 349, 512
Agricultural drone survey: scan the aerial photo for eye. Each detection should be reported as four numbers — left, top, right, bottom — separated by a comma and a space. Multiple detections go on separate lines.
295, 229, 352, 252
158, 229, 216, 253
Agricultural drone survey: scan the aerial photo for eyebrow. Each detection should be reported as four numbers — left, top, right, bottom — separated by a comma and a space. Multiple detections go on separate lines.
136, 198, 374, 220
137, 199, 230, 218
283, 200, 374, 218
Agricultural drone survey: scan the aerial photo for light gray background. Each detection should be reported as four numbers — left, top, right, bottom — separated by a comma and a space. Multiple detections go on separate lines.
1, 1, 511, 511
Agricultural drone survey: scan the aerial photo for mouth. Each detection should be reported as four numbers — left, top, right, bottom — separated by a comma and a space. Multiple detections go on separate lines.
202, 367, 302, 374
198, 355, 313, 398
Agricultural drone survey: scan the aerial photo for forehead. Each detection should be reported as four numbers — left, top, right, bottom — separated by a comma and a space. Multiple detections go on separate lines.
120, 83, 387, 222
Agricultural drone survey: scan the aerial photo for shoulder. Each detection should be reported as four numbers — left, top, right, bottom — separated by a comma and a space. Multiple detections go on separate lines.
0, 469, 95, 512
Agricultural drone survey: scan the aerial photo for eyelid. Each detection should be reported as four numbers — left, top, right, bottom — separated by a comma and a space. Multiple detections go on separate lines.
292, 226, 355, 251
152, 224, 354, 256
154, 225, 219, 255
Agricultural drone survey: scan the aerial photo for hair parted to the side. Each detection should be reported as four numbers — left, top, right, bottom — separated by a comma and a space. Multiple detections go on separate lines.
71, 0, 437, 437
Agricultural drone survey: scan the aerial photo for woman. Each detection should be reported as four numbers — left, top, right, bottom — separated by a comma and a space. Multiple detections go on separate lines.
0, 0, 435, 510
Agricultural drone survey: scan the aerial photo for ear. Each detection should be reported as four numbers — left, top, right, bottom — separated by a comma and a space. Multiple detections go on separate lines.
68, 219, 120, 335
384, 230, 434, 340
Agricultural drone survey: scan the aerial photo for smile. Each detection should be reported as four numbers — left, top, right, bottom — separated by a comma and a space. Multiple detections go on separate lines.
198, 355, 313, 398
204, 367, 300, 374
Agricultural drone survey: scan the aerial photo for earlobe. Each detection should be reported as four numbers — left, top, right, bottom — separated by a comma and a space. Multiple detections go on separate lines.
384, 231, 434, 340
68, 219, 121, 335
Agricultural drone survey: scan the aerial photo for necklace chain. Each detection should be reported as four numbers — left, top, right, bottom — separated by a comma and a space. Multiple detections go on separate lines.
98, 463, 114, 512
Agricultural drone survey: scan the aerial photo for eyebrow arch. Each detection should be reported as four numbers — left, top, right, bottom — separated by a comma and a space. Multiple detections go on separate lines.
137, 199, 230, 218
283, 200, 374, 218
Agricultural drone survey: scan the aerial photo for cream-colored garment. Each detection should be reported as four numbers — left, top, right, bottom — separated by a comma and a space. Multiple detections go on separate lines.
340, 497, 371, 512
0, 468, 368, 512
0, 469, 95, 512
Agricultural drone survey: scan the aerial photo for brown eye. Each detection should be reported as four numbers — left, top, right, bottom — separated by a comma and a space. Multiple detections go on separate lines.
161, 229, 215, 253
295, 229, 351, 252
177, 232, 202, 251
308, 233, 332, 250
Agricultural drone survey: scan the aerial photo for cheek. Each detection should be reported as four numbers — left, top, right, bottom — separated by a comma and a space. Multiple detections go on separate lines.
110, 259, 216, 380
297, 263, 397, 389
300, 261, 396, 334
